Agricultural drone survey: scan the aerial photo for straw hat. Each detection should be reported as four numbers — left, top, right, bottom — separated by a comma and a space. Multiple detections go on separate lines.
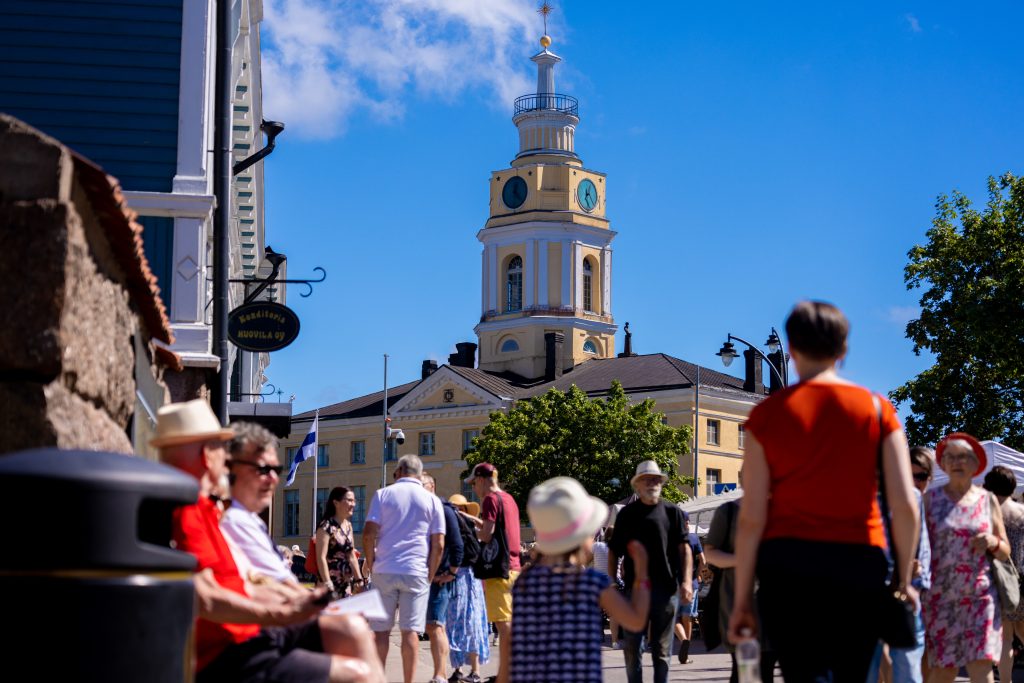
630, 460, 669, 487
150, 399, 234, 447
448, 493, 481, 518
528, 477, 608, 555
936, 432, 987, 477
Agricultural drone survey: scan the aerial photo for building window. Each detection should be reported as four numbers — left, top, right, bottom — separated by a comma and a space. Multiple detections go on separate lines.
738, 424, 745, 450
317, 444, 329, 467
505, 255, 523, 312
285, 447, 297, 468
462, 429, 479, 454
707, 419, 720, 446
351, 441, 365, 464
583, 258, 593, 312
500, 338, 519, 352
351, 486, 366, 533
706, 468, 722, 496
284, 490, 300, 536
461, 480, 479, 503
583, 339, 598, 354
385, 440, 397, 462
316, 487, 328, 522
419, 432, 436, 456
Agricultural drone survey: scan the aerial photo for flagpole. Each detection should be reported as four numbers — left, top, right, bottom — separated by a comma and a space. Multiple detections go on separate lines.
311, 409, 319, 536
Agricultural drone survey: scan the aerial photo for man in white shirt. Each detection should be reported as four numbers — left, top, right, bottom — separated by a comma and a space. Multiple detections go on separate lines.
221, 422, 299, 587
362, 454, 445, 683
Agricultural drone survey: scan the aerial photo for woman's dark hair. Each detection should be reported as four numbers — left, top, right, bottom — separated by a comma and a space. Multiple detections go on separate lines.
984, 466, 1016, 498
784, 300, 849, 361
909, 446, 935, 474
320, 486, 351, 524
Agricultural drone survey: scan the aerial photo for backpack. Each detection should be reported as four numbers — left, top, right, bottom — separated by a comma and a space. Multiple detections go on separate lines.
304, 535, 318, 575
455, 508, 481, 567
474, 493, 511, 579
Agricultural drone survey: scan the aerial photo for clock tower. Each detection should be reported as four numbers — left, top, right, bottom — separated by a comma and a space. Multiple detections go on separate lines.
475, 35, 616, 379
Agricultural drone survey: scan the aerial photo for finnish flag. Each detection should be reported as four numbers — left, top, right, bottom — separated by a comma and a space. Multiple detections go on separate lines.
286, 412, 317, 486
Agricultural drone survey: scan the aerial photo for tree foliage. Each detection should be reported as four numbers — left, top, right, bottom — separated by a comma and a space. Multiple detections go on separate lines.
465, 381, 694, 509
891, 173, 1024, 450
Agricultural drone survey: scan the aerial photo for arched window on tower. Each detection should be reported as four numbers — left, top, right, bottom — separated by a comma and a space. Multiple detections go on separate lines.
506, 256, 523, 312
582, 258, 593, 312
583, 339, 598, 354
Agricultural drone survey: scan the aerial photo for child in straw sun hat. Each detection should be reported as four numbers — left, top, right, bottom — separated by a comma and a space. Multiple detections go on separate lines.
510, 477, 651, 683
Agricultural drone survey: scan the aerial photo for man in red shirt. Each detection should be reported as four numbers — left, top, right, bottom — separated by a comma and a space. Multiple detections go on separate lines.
467, 462, 520, 683
153, 399, 384, 683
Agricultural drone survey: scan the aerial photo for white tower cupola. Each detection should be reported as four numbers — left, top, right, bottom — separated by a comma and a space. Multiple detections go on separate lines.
512, 36, 579, 163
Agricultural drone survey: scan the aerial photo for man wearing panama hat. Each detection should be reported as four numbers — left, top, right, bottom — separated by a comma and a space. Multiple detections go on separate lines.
154, 399, 384, 683
609, 460, 693, 683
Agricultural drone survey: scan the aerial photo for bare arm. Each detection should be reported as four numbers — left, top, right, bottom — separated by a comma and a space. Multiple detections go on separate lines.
600, 541, 650, 632
362, 521, 379, 576
703, 545, 736, 569
727, 434, 769, 643
478, 518, 496, 544
977, 493, 1011, 561
881, 428, 920, 591
194, 568, 323, 626
427, 533, 444, 582
316, 526, 332, 588
678, 540, 694, 603
344, 521, 363, 584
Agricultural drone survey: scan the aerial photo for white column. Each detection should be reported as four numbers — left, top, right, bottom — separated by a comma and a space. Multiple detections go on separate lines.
560, 240, 571, 309
481, 248, 487, 314
573, 242, 583, 310
173, 0, 215, 194
172, 217, 205, 323
524, 239, 535, 309
602, 248, 612, 315
488, 245, 498, 312
537, 239, 549, 308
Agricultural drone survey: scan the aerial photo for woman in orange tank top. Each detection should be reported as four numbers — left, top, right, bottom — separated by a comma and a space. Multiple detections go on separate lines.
726, 301, 920, 683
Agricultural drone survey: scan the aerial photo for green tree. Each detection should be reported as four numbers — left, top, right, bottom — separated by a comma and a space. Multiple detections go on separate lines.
465, 380, 694, 508
891, 172, 1024, 450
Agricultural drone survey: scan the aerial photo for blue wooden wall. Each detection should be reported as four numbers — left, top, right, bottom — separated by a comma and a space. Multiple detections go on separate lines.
138, 215, 174, 309
0, 0, 184, 192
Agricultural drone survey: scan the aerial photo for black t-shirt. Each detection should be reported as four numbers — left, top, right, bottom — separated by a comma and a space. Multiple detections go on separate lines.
609, 500, 688, 592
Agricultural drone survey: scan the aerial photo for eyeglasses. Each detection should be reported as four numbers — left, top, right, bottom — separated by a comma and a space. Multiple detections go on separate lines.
231, 461, 284, 477
942, 452, 976, 464
912, 472, 931, 482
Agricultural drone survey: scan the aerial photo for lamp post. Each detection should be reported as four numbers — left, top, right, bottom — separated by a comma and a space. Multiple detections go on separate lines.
716, 327, 789, 389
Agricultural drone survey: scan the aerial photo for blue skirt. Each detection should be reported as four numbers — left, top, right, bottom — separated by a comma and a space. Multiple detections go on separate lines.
447, 566, 491, 667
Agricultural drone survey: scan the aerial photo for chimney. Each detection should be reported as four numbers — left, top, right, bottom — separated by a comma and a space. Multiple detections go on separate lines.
421, 360, 438, 379
743, 348, 764, 394
545, 332, 565, 381
448, 342, 478, 369
767, 350, 787, 394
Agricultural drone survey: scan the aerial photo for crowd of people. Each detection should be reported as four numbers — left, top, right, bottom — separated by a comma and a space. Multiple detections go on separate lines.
151, 298, 1024, 683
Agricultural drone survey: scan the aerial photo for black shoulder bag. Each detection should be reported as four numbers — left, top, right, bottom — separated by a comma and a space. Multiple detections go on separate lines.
874, 394, 918, 649
474, 492, 511, 579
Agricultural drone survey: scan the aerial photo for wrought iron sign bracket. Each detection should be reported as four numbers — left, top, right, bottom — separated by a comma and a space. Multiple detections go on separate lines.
230, 266, 327, 303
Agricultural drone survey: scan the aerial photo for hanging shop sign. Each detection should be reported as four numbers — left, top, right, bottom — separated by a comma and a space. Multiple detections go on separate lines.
227, 301, 300, 353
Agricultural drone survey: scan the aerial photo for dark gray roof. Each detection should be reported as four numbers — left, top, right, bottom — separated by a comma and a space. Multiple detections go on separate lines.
295, 353, 760, 424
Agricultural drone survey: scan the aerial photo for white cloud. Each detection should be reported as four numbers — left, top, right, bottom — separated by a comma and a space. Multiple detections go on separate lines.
261, 0, 543, 139
886, 305, 919, 325
904, 13, 922, 33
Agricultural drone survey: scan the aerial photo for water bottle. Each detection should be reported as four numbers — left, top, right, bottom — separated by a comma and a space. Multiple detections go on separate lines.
735, 629, 761, 683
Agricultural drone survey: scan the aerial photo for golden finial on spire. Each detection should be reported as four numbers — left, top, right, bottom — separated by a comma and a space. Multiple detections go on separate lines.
538, 1, 553, 48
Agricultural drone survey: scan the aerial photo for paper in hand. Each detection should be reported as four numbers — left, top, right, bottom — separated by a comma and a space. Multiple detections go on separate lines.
322, 588, 388, 621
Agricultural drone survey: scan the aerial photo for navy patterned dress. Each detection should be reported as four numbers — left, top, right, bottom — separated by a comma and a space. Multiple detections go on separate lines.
511, 565, 611, 683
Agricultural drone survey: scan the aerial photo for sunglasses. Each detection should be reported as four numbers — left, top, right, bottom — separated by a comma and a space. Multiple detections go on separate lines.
231, 461, 284, 477
912, 472, 931, 482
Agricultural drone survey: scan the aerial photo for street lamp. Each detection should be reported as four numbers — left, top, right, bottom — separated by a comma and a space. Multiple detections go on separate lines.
716, 329, 788, 389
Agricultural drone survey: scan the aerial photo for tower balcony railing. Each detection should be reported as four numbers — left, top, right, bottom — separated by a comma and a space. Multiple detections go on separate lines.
514, 93, 579, 117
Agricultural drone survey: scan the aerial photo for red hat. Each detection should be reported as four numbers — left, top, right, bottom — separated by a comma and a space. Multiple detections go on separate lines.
465, 462, 497, 484
936, 432, 987, 477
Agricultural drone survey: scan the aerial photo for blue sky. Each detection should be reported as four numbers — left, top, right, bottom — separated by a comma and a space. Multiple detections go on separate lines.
257, 1, 1024, 415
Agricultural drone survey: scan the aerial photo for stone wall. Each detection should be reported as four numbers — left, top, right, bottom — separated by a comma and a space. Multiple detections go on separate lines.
0, 116, 168, 454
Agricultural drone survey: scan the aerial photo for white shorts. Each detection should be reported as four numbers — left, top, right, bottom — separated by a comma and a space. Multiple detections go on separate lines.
367, 572, 431, 633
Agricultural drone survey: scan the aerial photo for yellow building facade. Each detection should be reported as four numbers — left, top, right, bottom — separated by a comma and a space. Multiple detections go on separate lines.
270, 37, 766, 548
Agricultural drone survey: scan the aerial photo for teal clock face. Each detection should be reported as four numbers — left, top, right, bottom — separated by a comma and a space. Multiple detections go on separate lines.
577, 178, 598, 212
502, 176, 528, 209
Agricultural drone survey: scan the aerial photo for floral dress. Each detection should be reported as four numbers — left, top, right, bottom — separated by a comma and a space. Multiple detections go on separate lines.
318, 517, 354, 595
446, 566, 490, 669
923, 486, 1001, 667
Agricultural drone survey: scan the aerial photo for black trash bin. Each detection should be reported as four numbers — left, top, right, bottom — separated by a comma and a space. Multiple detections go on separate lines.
0, 448, 199, 682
